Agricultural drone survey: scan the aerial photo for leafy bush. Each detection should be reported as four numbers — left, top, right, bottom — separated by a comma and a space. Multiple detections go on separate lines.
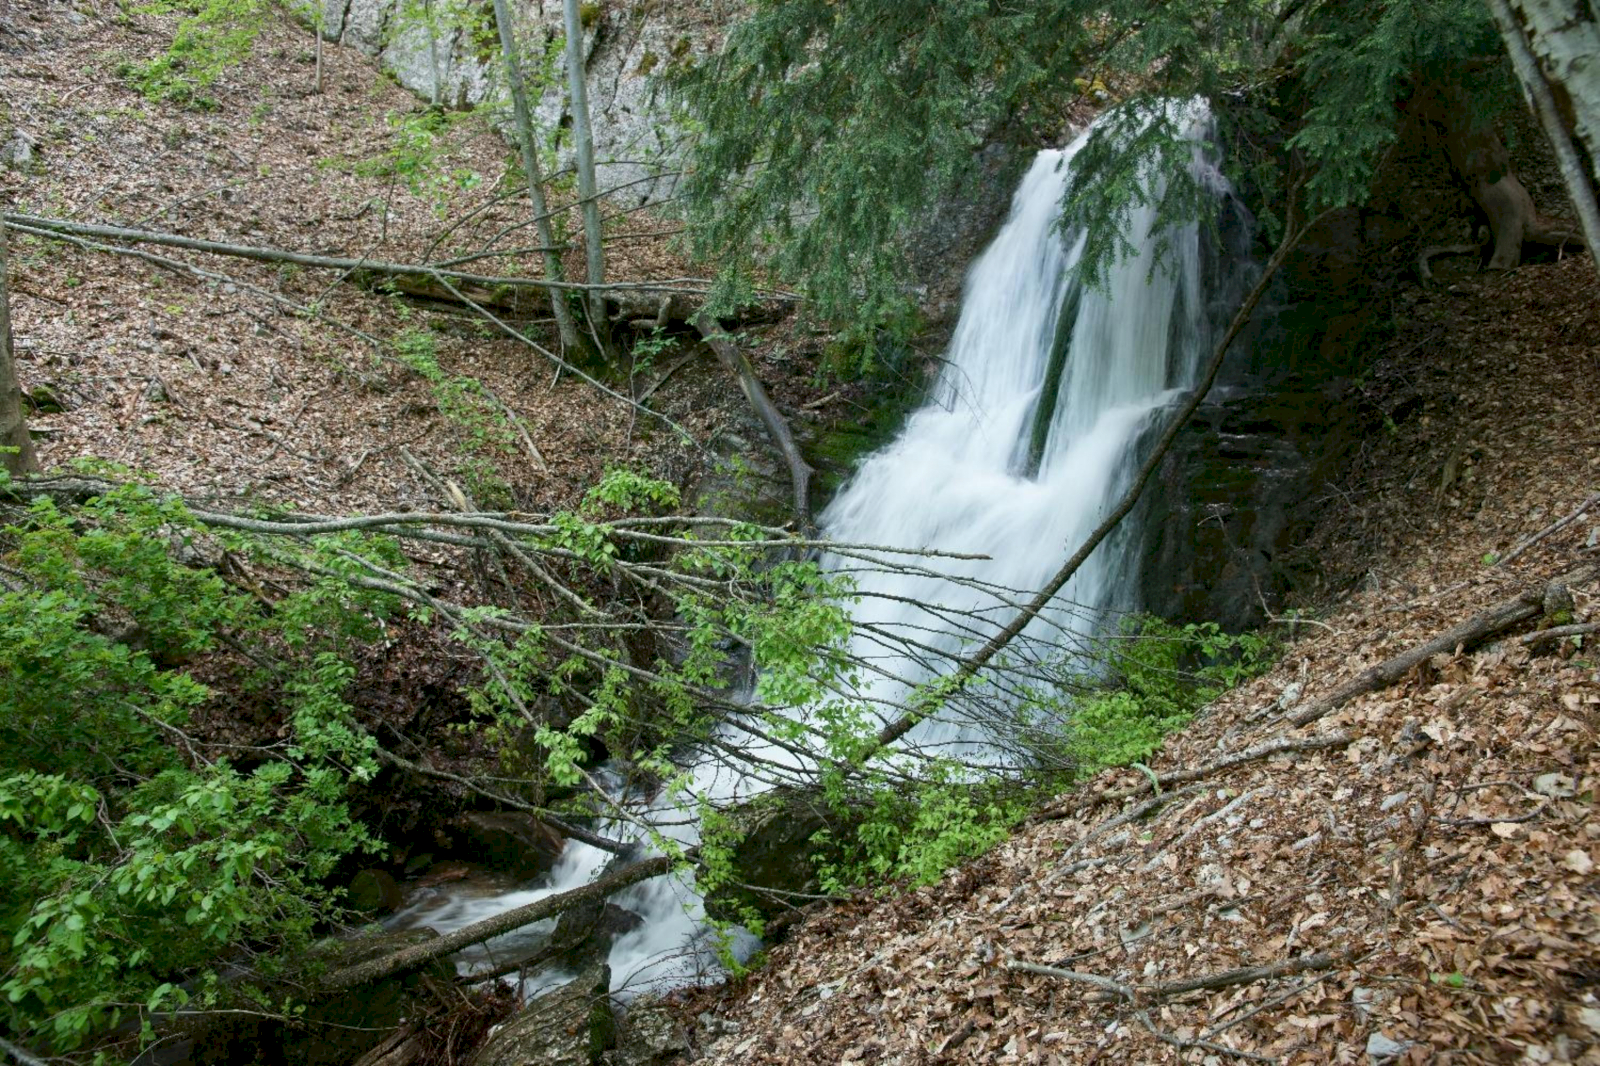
0, 475, 388, 1053
807, 615, 1274, 894
1056, 615, 1275, 775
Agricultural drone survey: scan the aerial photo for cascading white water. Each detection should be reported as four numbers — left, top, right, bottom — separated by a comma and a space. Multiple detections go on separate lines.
392, 111, 1234, 999
820, 120, 1219, 752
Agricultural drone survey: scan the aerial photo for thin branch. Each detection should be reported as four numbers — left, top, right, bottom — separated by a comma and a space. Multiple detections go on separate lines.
4, 213, 748, 298
1003, 959, 1133, 999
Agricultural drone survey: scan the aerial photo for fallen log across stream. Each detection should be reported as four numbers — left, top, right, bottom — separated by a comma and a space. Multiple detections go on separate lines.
322, 853, 686, 990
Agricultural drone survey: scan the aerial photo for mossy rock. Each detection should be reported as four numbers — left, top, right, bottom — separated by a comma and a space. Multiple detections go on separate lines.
702, 787, 863, 927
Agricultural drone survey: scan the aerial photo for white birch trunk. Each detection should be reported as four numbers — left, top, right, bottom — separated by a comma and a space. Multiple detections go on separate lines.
562, 0, 608, 338
1489, 0, 1600, 270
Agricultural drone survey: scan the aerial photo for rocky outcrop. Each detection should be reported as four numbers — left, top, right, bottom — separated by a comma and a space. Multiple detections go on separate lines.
1137, 377, 1356, 631
312, 0, 699, 208
471, 963, 616, 1066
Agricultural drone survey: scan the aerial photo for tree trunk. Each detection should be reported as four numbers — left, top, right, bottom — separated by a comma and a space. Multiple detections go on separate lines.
0, 220, 41, 478
491, 0, 581, 353
321, 853, 675, 990
562, 0, 608, 346
1415, 81, 1580, 270
1489, 0, 1600, 274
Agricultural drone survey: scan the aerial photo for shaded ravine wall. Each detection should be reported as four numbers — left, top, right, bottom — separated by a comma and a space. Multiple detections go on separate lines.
309, 0, 735, 209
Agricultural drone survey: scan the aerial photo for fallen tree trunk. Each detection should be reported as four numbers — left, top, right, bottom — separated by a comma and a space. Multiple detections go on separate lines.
693, 313, 814, 530
1288, 565, 1596, 726
2, 213, 774, 301
322, 853, 679, 990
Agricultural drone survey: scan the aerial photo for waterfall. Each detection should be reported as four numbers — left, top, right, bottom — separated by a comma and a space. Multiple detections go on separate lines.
820, 117, 1226, 752
391, 110, 1240, 1000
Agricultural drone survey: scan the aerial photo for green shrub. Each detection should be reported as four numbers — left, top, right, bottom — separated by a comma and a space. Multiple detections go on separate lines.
0, 474, 388, 1054
1056, 615, 1276, 776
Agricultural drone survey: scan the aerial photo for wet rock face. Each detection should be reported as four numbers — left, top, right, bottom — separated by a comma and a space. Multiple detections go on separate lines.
471, 963, 615, 1066
701, 787, 855, 927
458, 811, 567, 880
1138, 376, 1355, 631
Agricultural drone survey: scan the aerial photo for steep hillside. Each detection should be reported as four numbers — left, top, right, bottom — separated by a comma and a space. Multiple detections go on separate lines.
685, 257, 1600, 1064
0, 0, 804, 517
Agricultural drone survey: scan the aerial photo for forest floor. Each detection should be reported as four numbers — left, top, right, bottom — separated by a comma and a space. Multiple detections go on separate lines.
682, 256, 1600, 1063
0, 0, 856, 521
0, 0, 862, 877
6, 4, 1600, 1065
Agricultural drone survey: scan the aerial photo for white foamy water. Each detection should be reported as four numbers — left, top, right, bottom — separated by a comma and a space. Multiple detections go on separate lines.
394, 111, 1235, 998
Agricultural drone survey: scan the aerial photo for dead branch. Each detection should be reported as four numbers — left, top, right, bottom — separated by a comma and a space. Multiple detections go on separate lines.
1003, 959, 1134, 1000
1522, 621, 1600, 645
1496, 492, 1600, 568
1008, 950, 1349, 1008
1044, 734, 1351, 815
1136, 1010, 1276, 1063
1146, 951, 1349, 1000
693, 313, 814, 530
1141, 786, 1267, 871
1287, 567, 1596, 726
3, 212, 773, 300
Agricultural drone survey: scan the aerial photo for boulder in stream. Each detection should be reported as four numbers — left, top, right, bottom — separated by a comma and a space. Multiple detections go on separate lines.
459, 811, 567, 879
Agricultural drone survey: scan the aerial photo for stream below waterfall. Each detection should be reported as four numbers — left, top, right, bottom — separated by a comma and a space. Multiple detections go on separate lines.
389, 110, 1247, 1000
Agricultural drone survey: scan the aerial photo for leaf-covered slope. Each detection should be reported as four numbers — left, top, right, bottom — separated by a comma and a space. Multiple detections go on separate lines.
684, 257, 1600, 1064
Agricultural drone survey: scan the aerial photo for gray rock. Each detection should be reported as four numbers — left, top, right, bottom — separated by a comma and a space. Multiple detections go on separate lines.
348, 868, 403, 915
381, 15, 490, 111
342, 0, 389, 56
472, 963, 615, 1066
318, 0, 349, 41
614, 997, 690, 1066
1365, 1032, 1411, 1061
551, 899, 644, 968
460, 811, 567, 880
2, 130, 37, 169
